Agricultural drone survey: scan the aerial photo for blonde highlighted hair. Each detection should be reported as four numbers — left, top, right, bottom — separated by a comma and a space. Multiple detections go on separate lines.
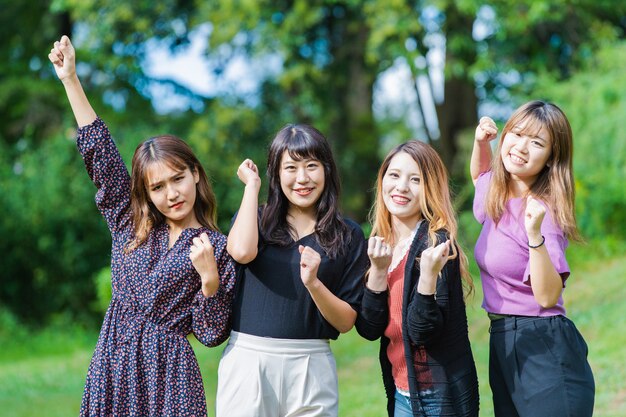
487, 100, 582, 241
370, 140, 473, 296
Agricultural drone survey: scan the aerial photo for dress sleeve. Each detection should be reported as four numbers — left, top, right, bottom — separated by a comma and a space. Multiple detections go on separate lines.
76, 117, 131, 234
355, 288, 389, 341
191, 232, 237, 347
473, 171, 491, 224
406, 238, 457, 347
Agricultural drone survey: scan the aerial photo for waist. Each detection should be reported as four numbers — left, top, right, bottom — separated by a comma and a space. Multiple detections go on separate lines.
488, 313, 565, 332
228, 331, 330, 354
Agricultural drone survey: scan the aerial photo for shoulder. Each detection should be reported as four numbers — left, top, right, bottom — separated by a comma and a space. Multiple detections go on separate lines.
341, 217, 366, 240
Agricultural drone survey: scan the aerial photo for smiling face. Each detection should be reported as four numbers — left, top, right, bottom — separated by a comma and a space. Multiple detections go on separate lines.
381, 151, 423, 226
278, 151, 325, 214
145, 161, 200, 228
500, 119, 552, 192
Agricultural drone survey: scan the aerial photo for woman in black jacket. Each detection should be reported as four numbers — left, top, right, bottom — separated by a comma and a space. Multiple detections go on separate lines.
356, 140, 479, 417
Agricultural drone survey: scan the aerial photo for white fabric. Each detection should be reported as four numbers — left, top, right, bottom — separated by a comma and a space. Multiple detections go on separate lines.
216, 331, 338, 417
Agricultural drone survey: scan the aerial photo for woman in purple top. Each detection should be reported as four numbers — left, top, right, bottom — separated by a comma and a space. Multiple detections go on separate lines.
471, 100, 594, 417
49, 36, 236, 416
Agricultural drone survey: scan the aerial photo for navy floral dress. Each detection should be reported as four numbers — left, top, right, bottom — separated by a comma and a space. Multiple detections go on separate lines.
77, 118, 236, 417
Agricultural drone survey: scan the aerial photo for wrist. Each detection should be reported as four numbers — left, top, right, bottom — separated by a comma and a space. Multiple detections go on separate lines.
245, 180, 261, 192
61, 73, 80, 86
528, 235, 545, 249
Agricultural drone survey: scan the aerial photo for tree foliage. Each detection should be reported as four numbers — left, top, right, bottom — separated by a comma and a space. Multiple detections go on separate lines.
1, 1, 625, 323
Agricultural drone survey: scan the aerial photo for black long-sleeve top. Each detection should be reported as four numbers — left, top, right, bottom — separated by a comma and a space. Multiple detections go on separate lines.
356, 220, 479, 417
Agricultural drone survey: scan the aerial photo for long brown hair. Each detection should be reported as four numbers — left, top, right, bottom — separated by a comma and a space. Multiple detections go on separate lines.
125, 135, 218, 252
487, 100, 582, 241
370, 140, 473, 296
260, 124, 350, 259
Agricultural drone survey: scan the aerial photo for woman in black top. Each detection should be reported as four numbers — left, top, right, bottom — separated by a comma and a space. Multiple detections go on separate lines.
356, 140, 479, 417
216, 124, 368, 417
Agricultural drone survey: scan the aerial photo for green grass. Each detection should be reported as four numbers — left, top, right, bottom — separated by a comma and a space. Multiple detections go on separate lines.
1, 255, 625, 416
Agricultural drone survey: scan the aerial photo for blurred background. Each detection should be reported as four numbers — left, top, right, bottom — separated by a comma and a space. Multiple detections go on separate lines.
1, 1, 625, 416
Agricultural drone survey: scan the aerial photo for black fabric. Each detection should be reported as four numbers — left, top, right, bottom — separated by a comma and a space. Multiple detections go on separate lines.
489, 315, 595, 417
356, 221, 479, 417
232, 217, 368, 339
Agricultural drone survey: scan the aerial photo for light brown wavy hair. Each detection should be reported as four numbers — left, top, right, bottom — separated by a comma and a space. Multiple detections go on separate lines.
487, 100, 582, 241
370, 140, 473, 297
125, 135, 218, 252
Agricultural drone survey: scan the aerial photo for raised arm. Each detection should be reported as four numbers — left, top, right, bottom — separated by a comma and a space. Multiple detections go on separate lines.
227, 159, 261, 264
525, 197, 564, 308
470, 116, 498, 184
48, 36, 97, 128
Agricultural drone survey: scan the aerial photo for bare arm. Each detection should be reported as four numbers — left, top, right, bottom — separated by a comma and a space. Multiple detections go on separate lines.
48, 36, 97, 127
299, 245, 356, 333
525, 197, 563, 308
470, 116, 498, 184
227, 159, 261, 264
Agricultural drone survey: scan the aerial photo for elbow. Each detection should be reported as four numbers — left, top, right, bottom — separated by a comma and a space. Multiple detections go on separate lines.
536, 296, 559, 309
227, 244, 257, 264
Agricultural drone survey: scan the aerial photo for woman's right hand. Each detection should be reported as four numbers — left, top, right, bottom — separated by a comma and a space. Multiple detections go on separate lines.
237, 159, 261, 187
475, 116, 498, 143
48, 35, 76, 82
368, 236, 392, 273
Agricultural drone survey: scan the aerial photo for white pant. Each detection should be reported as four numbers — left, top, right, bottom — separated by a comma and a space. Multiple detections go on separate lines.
216, 331, 338, 417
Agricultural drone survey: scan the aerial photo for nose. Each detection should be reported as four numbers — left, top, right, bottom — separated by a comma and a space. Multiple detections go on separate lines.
513, 136, 530, 153
296, 167, 309, 183
167, 184, 179, 200
395, 177, 409, 192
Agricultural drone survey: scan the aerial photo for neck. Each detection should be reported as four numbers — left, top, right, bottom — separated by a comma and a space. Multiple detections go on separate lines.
287, 207, 317, 239
391, 215, 422, 245
508, 175, 535, 198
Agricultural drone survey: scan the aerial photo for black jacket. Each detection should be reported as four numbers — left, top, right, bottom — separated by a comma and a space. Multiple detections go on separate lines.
356, 221, 479, 417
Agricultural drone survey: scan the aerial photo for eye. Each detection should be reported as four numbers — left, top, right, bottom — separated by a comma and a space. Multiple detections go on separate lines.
174, 175, 185, 182
531, 140, 544, 147
411, 177, 421, 184
284, 165, 296, 171
151, 185, 162, 192
387, 172, 399, 178
307, 162, 320, 169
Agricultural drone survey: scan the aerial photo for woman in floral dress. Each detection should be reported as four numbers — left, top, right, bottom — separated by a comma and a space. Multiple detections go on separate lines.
49, 35, 236, 417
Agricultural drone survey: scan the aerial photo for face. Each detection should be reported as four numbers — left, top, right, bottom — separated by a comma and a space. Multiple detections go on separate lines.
279, 151, 325, 214
382, 151, 422, 224
500, 120, 552, 188
146, 161, 200, 228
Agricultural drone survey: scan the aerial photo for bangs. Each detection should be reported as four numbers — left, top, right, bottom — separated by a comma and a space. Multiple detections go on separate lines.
511, 113, 545, 137
284, 129, 325, 162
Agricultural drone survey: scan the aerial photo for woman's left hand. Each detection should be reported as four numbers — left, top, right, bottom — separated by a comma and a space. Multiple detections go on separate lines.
190, 233, 219, 297
417, 240, 451, 295
298, 245, 321, 287
524, 196, 546, 239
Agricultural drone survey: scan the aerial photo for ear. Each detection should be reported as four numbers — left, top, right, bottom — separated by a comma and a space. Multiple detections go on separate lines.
193, 167, 200, 184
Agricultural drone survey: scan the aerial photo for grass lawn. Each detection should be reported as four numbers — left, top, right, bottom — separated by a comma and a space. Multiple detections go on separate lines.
1, 255, 624, 416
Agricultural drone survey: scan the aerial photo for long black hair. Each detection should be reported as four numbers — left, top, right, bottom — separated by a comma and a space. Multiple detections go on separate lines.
260, 124, 350, 258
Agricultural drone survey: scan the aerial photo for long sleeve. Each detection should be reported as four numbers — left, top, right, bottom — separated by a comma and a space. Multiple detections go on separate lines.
76, 117, 132, 235
191, 233, 237, 347
355, 288, 389, 341
406, 246, 457, 347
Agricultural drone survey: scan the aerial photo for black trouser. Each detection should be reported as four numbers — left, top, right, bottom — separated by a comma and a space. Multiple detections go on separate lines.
488, 315, 595, 417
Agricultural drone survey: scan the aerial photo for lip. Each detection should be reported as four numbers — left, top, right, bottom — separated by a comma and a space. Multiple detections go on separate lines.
391, 194, 410, 205
508, 153, 527, 164
170, 202, 184, 209
293, 187, 314, 196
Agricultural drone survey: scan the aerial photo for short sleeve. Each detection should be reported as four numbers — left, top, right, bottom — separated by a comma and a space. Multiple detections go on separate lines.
334, 220, 368, 310
473, 171, 492, 224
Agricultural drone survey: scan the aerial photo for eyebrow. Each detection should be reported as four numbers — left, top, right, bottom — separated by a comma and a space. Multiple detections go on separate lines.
387, 167, 420, 176
148, 169, 185, 188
